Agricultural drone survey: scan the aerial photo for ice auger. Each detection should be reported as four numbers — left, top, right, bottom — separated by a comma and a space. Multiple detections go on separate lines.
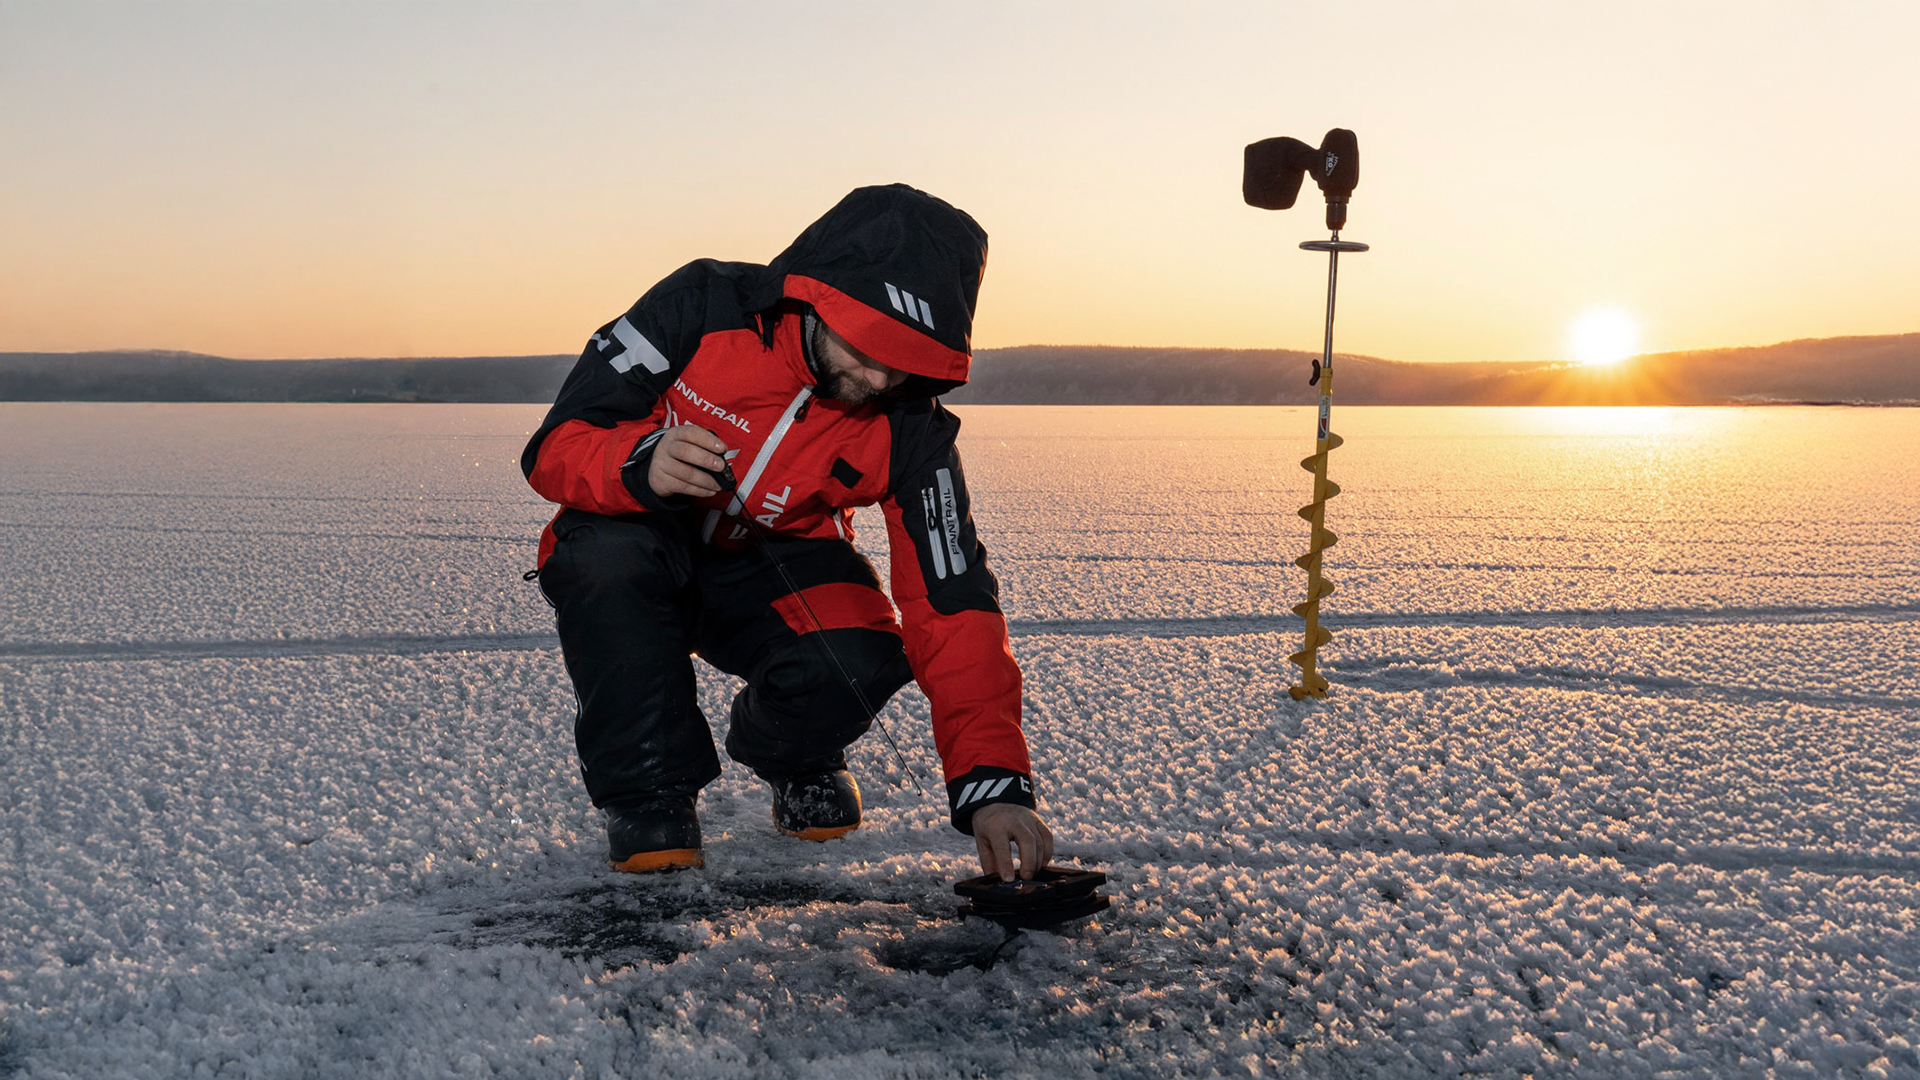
1242, 129, 1367, 699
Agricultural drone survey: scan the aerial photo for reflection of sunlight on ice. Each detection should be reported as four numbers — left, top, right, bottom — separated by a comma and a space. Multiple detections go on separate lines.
1521, 406, 1694, 438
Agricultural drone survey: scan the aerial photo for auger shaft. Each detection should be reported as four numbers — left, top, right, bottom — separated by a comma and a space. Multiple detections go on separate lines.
1289, 235, 1366, 700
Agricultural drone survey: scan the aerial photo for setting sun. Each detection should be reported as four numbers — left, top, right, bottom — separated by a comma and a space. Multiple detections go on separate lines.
1569, 307, 1640, 367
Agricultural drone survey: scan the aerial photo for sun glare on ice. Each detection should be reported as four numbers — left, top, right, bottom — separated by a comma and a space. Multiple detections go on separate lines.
1569, 307, 1639, 366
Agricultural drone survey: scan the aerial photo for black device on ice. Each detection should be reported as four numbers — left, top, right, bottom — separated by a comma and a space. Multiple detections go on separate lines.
953, 867, 1111, 930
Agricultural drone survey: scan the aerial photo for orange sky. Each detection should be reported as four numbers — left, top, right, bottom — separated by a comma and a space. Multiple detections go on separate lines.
2, 1, 1916, 363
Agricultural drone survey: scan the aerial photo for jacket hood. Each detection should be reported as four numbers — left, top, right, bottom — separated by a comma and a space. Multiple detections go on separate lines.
765, 184, 988, 387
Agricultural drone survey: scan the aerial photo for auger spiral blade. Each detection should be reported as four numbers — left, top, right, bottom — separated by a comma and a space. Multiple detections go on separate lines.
1287, 415, 1342, 700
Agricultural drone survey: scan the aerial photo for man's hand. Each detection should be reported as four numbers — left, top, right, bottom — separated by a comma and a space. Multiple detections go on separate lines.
972, 803, 1054, 881
647, 425, 732, 500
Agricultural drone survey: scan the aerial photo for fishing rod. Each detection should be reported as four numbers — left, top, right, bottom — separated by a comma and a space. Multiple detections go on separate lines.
710, 460, 928, 796
1243, 128, 1368, 700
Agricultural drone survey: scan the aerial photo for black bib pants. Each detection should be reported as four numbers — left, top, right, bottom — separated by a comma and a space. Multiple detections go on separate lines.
536, 508, 913, 809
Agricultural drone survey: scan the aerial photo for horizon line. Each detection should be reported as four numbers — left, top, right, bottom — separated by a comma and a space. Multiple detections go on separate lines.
5, 328, 1917, 368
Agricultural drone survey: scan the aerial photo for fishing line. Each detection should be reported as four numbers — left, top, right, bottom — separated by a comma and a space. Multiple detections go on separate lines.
713, 462, 928, 796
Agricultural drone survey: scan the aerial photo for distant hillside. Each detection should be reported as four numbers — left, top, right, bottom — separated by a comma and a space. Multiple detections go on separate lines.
943, 347, 1563, 406
947, 335, 1920, 405
0, 351, 576, 403
1582, 334, 1920, 406
3, 333, 1916, 405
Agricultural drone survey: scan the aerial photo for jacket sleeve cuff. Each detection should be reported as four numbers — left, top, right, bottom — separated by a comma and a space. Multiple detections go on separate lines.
947, 766, 1037, 835
619, 428, 691, 512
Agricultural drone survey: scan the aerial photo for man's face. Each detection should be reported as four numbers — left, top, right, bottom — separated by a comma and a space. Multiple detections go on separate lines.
812, 321, 909, 406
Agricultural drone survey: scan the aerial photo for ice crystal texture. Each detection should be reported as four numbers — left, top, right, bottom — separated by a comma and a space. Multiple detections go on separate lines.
3, 403, 1917, 1078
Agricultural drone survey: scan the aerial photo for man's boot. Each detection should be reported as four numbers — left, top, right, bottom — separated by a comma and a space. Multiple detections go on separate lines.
769, 769, 861, 841
606, 794, 703, 872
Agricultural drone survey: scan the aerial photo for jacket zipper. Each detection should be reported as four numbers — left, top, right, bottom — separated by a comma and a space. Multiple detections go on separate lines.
702, 385, 814, 543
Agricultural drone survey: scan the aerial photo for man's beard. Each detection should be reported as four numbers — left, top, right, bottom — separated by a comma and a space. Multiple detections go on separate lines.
822, 368, 889, 406
810, 321, 893, 406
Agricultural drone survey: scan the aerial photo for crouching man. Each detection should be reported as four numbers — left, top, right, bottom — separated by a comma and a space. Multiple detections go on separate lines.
522, 184, 1053, 880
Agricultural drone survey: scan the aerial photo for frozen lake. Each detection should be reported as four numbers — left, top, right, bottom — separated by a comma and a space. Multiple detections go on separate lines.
3, 403, 1918, 1078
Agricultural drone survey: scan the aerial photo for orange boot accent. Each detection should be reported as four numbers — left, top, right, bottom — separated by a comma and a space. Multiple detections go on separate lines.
610, 847, 704, 873
774, 812, 859, 843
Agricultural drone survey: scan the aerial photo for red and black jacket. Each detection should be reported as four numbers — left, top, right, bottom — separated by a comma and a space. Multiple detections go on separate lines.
521, 185, 1035, 832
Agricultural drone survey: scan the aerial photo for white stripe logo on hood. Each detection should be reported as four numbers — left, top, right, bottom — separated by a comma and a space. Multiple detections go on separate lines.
883, 283, 935, 330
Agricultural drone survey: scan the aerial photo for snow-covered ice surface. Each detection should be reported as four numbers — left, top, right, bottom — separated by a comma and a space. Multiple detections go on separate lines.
4, 403, 1918, 1079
